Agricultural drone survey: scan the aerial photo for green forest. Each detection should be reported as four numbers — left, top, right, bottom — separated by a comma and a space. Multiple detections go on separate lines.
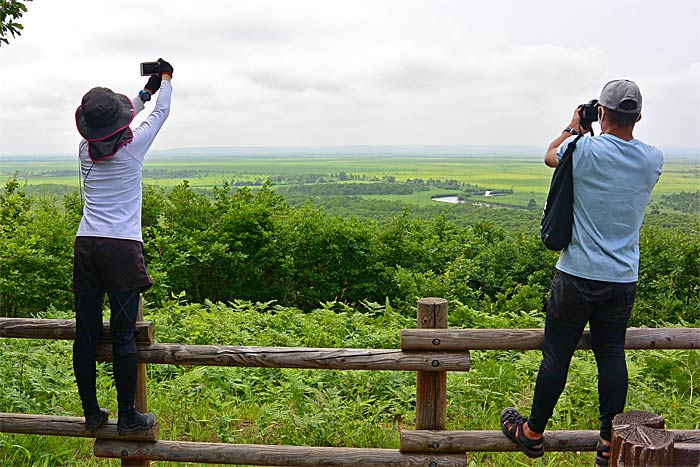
1, 174, 698, 466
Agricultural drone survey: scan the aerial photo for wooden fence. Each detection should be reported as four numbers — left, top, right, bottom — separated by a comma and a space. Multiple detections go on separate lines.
1, 297, 698, 467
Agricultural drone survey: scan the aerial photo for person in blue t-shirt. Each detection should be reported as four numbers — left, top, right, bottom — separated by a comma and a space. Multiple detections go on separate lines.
499, 80, 663, 466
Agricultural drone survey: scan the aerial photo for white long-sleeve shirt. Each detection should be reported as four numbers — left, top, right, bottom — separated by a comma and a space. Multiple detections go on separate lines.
76, 80, 172, 242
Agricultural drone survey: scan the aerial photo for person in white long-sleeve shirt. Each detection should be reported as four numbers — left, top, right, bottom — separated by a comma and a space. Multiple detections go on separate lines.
72, 59, 173, 434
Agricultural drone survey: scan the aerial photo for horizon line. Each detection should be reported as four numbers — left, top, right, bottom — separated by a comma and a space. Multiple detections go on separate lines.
2, 143, 699, 159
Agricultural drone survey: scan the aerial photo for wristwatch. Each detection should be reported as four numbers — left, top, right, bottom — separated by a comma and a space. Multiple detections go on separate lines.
563, 127, 579, 136
139, 90, 152, 103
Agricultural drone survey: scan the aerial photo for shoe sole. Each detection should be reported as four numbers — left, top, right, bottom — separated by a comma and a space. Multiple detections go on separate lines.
118, 420, 156, 436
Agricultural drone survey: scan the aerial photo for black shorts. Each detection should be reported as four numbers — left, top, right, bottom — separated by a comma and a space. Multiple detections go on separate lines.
546, 269, 637, 328
73, 236, 152, 296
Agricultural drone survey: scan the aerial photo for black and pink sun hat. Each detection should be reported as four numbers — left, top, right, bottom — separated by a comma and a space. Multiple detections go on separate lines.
75, 87, 135, 142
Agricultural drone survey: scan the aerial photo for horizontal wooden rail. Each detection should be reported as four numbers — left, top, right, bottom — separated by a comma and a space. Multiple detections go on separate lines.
4, 309, 696, 466
674, 443, 700, 467
94, 440, 467, 466
401, 328, 700, 351
0, 318, 154, 344
0, 413, 158, 441
399, 429, 700, 453
93, 344, 470, 372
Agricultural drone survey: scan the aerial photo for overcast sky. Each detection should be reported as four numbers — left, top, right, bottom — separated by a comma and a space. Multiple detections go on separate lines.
1, 0, 699, 156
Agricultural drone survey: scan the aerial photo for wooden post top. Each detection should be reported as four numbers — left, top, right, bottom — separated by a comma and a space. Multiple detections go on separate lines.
417, 297, 449, 306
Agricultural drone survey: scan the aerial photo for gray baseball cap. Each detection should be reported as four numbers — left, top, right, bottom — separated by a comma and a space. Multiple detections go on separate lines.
599, 79, 642, 114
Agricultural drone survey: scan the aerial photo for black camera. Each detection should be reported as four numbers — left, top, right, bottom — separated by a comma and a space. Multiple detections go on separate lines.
578, 99, 599, 130
140, 61, 160, 76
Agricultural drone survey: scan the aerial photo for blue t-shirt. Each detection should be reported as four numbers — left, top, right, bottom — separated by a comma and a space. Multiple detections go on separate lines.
555, 133, 663, 283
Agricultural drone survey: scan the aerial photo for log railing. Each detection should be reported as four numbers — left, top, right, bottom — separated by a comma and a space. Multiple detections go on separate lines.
401, 327, 700, 351
1, 297, 698, 467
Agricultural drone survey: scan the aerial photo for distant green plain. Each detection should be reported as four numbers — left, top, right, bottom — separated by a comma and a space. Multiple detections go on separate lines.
2, 152, 697, 208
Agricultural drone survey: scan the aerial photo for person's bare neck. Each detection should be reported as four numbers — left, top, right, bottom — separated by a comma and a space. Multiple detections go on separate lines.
603, 125, 635, 142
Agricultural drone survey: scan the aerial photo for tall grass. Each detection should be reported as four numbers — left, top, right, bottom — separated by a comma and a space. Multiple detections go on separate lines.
1, 301, 697, 466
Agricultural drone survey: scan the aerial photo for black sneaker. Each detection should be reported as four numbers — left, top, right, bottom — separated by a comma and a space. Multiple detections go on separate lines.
117, 405, 156, 436
85, 408, 109, 431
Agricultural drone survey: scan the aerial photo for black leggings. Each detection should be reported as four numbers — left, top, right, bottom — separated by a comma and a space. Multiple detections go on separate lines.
527, 270, 635, 441
73, 289, 140, 415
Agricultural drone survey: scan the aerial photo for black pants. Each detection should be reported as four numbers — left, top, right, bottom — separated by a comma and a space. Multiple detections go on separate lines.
73, 289, 140, 416
527, 270, 636, 441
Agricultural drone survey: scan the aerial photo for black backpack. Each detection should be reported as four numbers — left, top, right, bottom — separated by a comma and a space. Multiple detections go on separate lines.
540, 135, 583, 251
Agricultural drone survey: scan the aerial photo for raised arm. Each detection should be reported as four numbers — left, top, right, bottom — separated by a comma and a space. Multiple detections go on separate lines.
130, 74, 163, 116
124, 60, 173, 159
545, 107, 586, 168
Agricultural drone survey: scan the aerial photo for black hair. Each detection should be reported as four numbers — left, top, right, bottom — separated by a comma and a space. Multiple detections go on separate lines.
605, 107, 639, 128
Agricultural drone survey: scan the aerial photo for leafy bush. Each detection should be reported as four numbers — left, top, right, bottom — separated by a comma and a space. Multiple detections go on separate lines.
636, 225, 700, 324
3, 176, 699, 329
1, 178, 75, 316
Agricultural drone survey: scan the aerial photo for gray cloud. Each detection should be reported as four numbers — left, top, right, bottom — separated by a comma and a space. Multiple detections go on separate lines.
245, 69, 348, 93
1, 0, 698, 155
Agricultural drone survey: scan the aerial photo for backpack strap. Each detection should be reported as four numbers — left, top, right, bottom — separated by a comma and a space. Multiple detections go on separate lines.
561, 134, 584, 160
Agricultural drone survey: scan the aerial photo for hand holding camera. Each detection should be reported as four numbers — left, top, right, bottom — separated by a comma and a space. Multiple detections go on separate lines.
564, 99, 599, 136
577, 99, 599, 135
156, 58, 173, 76
139, 58, 174, 77
566, 108, 585, 136
138, 58, 173, 103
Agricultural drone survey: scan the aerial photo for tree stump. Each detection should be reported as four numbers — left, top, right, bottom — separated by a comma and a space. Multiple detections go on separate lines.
611, 411, 674, 466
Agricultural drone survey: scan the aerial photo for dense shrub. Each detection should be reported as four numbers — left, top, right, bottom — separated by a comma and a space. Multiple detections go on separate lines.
0, 179, 75, 316
1, 176, 698, 326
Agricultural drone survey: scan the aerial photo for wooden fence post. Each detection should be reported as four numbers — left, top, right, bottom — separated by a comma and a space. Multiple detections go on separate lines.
611, 411, 674, 467
122, 295, 150, 467
415, 298, 448, 431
